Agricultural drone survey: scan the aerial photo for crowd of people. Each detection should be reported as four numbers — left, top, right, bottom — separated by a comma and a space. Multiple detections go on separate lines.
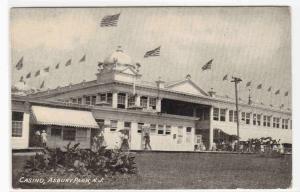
194, 136, 288, 154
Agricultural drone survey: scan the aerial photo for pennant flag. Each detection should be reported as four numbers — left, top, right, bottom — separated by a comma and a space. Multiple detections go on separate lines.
19, 76, 24, 82
275, 89, 280, 95
15, 57, 23, 70
55, 63, 60, 69
246, 81, 251, 87
40, 80, 45, 89
280, 104, 284, 108
144, 46, 161, 58
79, 55, 86, 62
100, 13, 120, 27
35, 70, 40, 77
44, 67, 50, 72
202, 59, 213, 71
268, 86, 272, 92
222, 74, 228, 81
26, 72, 31, 79
284, 91, 289, 96
257, 84, 262, 89
65, 59, 72, 66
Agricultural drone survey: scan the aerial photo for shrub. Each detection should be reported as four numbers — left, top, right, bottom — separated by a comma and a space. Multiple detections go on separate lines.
24, 143, 137, 176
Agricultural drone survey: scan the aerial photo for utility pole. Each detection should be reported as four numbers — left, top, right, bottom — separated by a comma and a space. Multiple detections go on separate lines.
231, 76, 242, 152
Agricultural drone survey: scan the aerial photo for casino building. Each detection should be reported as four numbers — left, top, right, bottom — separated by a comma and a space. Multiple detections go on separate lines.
11, 47, 292, 151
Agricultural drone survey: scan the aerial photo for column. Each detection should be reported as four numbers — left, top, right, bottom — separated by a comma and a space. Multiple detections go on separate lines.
225, 108, 229, 122
96, 93, 101, 104
112, 92, 118, 108
193, 107, 197, 117
125, 93, 128, 109
156, 97, 162, 112
82, 95, 86, 105
146, 96, 150, 110
209, 106, 214, 150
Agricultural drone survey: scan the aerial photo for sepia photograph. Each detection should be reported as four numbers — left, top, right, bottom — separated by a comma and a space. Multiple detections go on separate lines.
10, 6, 292, 189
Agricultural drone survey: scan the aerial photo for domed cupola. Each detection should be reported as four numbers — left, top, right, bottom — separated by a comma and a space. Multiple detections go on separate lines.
97, 46, 142, 84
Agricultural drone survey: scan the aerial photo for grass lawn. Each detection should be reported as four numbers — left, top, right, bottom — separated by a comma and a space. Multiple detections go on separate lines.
12, 152, 292, 189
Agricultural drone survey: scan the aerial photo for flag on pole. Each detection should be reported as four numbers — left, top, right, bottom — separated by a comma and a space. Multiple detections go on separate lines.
284, 91, 289, 96
100, 13, 120, 27
79, 55, 86, 62
55, 63, 60, 69
26, 72, 31, 79
222, 74, 228, 81
35, 70, 40, 77
15, 57, 23, 70
19, 76, 24, 82
40, 80, 45, 89
246, 81, 251, 87
202, 59, 213, 71
275, 89, 280, 95
144, 46, 161, 58
44, 67, 50, 72
65, 59, 72, 66
257, 84, 262, 89
268, 86, 272, 92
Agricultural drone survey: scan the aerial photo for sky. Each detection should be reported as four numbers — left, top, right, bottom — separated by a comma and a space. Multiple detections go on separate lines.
10, 7, 291, 108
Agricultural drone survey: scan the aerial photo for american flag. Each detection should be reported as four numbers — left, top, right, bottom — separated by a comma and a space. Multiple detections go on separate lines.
275, 89, 280, 95
35, 70, 40, 77
15, 57, 23, 70
55, 63, 60, 69
284, 91, 289, 96
79, 55, 86, 62
246, 81, 251, 87
202, 59, 213, 71
40, 80, 45, 89
144, 46, 161, 58
222, 74, 228, 81
65, 59, 72, 67
267, 86, 272, 92
257, 84, 262, 89
100, 13, 120, 27
44, 67, 50, 72
26, 72, 31, 79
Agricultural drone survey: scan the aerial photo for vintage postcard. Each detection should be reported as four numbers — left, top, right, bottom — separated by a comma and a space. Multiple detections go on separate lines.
11, 6, 292, 189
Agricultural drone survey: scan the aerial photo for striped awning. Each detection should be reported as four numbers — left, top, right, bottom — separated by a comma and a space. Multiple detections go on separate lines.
215, 126, 292, 144
31, 106, 99, 128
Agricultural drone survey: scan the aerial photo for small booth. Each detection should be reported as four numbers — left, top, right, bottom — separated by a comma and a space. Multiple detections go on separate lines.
30, 105, 99, 149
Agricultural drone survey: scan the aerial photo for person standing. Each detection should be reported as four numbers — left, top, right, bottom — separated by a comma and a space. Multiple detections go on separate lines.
41, 130, 47, 147
144, 132, 152, 150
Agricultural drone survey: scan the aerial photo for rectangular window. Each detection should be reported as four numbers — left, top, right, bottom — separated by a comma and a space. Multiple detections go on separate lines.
158, 125, 164, 134
241, 112, 246, 122
117, 93, 126, 109
12, 111, 24, 137
85, 96, 91, 105
282, 119, 285, 129
63, 128, 76, 141
276, 118, 280, 128
150, 124, 156, 134
246, 113, 251, 124
285, 119, 289, 129
166, 125, 171, 135
263, 115, 267, 126
140, 96, 148, 108
76, 128, 87, 141
213, 108, 219, 121
51, 127, 62, 137
110, 120, 117, 131
124, 122, 131, 129
273, 117, 276, 128
78, 98, 82, 104
234, 111, 238, 122
253, 114, 257, 125
107, 93, 113, 106
186, 127, 192, 133
257, 114, 261, 126
137, 123, 144, 133
267, 116, 271, 127
220, 109, 226, 121
71, 98, 77, 103
229, 110, 233, 122
149, 97, 157, 110
91, 95, 97, 105
128, 95, 135, 107
100, 93, 106, 102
